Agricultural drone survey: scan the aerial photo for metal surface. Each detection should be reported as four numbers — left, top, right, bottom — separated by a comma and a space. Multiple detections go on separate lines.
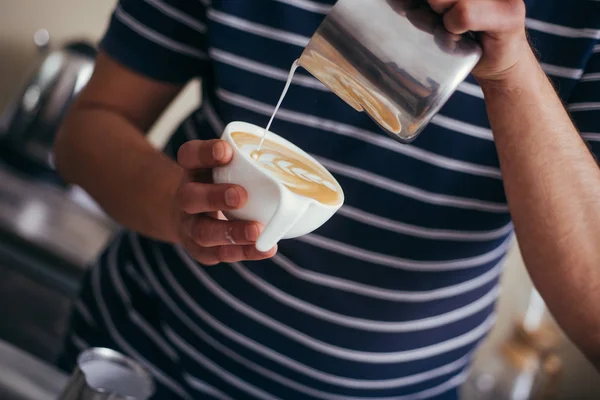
299, 0, 482, 142
0, 338, 68, 400
0, 165, 116, 296
0, 259, 72, 362
58, 348, 155, 400
0, 31, 96, 171
0, 163, 114, 366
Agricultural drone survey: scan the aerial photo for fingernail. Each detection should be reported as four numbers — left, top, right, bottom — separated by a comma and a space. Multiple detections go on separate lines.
263, 245, 277, 255
245, 224, 259, 241
225, 188, 239, 208
212, 142, 225, 161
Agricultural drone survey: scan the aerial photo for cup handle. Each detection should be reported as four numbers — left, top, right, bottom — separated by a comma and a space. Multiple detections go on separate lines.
255, 189, 310, 253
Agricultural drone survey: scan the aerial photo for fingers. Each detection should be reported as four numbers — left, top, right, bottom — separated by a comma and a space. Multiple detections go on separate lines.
185, 215, 263, 247
435, 0, 526, 35
183, 234, 278, 266
433, 24, 462, 53
387, 0, 420, 15
215, 244, 278, 264
405, 7, 441, 34
177, 139, 234, 170
427, 0, 455, 14
178, 213, 277, 265
178, 182, 248, 214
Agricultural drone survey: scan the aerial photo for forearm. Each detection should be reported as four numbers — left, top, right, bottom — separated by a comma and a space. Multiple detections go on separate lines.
481, 48, 600, 364
54, 104, 183, 243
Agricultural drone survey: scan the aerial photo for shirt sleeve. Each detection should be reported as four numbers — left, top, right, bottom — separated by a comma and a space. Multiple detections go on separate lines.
567, 45, 600, 157
100, 0, 210, 84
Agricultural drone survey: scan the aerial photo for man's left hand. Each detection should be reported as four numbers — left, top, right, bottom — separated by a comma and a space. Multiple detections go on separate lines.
428, 0, 530, 83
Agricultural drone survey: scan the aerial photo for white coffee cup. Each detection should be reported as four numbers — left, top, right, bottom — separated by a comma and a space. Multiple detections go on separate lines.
213, 121, 344, 252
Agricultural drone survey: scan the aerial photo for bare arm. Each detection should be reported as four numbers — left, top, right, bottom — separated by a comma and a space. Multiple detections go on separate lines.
55, 52, 275, 264
55, 52, 186, 243
485, 48, 600, 368
428, 0, 600, 368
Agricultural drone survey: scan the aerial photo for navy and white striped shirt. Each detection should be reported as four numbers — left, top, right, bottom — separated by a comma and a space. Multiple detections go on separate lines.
61, 0, 600, 399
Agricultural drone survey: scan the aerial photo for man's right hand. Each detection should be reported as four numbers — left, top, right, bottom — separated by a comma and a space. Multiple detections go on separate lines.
175, 139, 277, 265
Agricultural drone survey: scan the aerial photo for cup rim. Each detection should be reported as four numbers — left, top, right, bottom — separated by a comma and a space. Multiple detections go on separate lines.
76, 347, 155, 399
223, 121, 344, 208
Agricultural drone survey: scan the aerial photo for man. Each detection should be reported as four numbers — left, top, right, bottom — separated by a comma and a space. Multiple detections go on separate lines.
54, 0, 600, 398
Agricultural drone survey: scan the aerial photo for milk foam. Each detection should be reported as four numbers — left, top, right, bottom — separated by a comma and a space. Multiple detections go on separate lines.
232, 132, 342, 206
250, 57, 343, 206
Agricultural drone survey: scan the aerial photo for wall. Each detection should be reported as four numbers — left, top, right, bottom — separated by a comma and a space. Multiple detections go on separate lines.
0, 0, 113, 111
475, 244, 600, 399
1, 0, 598, 398
0, 0, 197, 147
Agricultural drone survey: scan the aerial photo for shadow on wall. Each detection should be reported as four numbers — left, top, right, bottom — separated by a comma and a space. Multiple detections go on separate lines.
0, 42, 39, 113
0, 0, 114, 111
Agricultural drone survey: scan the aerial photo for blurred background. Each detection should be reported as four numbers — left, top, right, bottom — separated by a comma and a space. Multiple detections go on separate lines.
0, 0, 598, 399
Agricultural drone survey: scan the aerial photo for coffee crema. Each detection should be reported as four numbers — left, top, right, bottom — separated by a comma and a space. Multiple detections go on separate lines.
231, 131, 342, 206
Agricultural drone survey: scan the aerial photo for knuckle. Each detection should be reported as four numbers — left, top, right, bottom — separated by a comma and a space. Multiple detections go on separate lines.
509, 1, 526, 26
176, 141, 196, 165
199, 140, 214, 157
196, 220, 216, 247
176, 143, 188, 164
207, 187, 225, 210
178, 184, 197, 213
184, 215, 196, 239
242, 245, 254, 260
216, 246, 231, 263
453, 3, 473, 28
195, 228, 209, 247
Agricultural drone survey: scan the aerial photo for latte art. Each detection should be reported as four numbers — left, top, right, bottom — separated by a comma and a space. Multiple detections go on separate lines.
231, 131, 342, 206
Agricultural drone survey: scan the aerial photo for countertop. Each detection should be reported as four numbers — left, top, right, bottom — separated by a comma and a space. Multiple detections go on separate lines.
0, 164, 116, 296
0, 165, 115, 265
0, 163, 117, 361
0, 338, 67, 400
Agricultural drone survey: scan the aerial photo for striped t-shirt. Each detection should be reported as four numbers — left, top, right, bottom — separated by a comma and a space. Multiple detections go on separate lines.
63, 0, 600, 399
